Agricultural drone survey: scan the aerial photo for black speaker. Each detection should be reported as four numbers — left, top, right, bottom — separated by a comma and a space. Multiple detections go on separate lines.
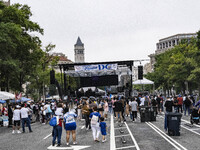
50, 70, 55, 84
138, 66, 143, 80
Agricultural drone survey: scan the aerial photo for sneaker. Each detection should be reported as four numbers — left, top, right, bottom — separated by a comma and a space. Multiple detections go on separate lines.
66, 143, 69, 146
73, 141, 77, 145
12, 130, 15, 134
57, 144, 60, 147
102, 139, 107, 143
95, 139, 100, 142
17, 130, 21, 134
86, 128, 89, 131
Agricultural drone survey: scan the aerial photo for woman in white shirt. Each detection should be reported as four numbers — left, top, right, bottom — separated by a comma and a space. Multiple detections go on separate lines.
12, 105, 21, 134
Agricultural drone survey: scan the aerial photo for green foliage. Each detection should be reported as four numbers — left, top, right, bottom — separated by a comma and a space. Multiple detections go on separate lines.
147, 31, 200, 94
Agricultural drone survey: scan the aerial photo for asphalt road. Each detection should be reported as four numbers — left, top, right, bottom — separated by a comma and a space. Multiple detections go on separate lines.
0, 113, 200, 150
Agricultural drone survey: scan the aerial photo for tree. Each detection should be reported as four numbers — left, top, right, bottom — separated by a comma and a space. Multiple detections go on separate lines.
0, 2, 44, 92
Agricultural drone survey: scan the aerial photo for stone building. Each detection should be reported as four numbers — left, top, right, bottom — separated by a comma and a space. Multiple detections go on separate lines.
74, 37, 85, 63
1, 0, 10, 6
148, 33, 197, 72
52, 53, 73, 73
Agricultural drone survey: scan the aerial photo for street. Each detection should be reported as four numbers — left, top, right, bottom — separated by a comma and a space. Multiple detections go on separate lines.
1, 113, 200, 150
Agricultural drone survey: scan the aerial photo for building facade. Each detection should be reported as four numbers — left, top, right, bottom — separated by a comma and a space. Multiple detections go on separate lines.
1, 0, 10, 6
74, 37, 85, 63
52, 53, 73, 73
147, 33, 197, 72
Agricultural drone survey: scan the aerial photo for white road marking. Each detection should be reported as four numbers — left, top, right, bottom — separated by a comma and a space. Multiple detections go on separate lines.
115, 134, 130, 138
148, 122, 188, 150
114, 127, 127, 130
43, 133, 52, 140
124, 122, 140, 150
47, 145, 90, 150
116, 145, 136, 149
81, 126, 85, 129
110, 114, 116, 150
146, 122, 181, 150
181, 125, 200, 136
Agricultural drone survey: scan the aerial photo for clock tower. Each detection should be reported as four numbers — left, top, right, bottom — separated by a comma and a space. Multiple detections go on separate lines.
74, 37, 85, 63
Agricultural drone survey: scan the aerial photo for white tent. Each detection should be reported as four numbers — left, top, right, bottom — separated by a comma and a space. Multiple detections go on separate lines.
79, 87, 105, 93
0, 91, 15, 100
133, 78, 154, 85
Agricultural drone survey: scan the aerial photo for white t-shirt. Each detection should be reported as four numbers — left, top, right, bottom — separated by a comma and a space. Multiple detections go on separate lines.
140, 97, 145, 106
13, 109, 21, 121
55, 108, 63, 117
20, 107, 29, 118
129, 101, 138, 111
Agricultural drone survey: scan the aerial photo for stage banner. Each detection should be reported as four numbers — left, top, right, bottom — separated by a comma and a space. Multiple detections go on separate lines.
74, 64, 117, 72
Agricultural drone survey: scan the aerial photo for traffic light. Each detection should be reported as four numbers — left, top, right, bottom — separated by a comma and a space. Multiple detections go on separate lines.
138, 66, 143, 80
50, 70, 55, 84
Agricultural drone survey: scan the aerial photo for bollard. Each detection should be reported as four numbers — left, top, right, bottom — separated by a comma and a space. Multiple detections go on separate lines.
121, 136, 126, 144
118, 123, 123, 127
119, 129, 124, 134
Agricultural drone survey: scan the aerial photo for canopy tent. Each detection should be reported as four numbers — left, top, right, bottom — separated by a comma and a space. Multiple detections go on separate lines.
133, 78, 154, 85
0, 91, 15, 100
0, 100, 6, 104
20, 97, 31, 102
79, 87, 105, 93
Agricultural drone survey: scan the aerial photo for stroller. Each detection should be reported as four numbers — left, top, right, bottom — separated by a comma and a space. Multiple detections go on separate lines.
190, 107, 200, 125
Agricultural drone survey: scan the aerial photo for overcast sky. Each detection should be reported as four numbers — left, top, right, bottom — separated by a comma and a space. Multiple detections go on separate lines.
11, 0, 200, 64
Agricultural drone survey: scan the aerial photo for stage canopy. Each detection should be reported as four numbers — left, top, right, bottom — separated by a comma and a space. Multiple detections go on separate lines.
133, 78, 154, 85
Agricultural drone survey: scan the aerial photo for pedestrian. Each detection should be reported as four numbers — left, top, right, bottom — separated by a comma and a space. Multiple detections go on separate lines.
164, 97, 173, 131
98, 99, 104, 117
129, 98, 138, 122
63, 108, 77, 146
8, 104, 13, 128
114, 99, 123, 123
89, 106, 101, 142
125, 100, 130, 117
177, 95, 183, 113
41, 103, 46, 124
52, 104, 64, 147
108, 99, 113, 114
103, 99, 108, 120
20, 104, 33, 133
173, 97, 179, 113
99, 117, 107, 143
12, 105, 21, 134
184, 96, 192, 116
82, 102, 91, 130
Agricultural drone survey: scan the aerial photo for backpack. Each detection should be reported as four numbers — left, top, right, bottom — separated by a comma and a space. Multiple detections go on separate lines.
91, 115, 98, 125
49, 117, 57, 127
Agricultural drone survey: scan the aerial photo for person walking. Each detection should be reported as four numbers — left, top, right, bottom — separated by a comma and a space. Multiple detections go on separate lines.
103, 99, 108, 120
89, 106, 101, 142
20, 104, 32, 133
12, 105, 21, 134
8, 105, 13, 128
129, 98, 138, 122
184, 96, 192, 116
82, 102, 91, 130
164, 97, 174, 131
99, 117, 107, 143
64, 109, 77, 146
114, 99, 123, 123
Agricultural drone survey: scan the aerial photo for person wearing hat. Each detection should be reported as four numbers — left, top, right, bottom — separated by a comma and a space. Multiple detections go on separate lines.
12, 105, 21, 134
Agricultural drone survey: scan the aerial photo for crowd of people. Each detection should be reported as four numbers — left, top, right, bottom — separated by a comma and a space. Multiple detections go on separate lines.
0, 93, 200, 147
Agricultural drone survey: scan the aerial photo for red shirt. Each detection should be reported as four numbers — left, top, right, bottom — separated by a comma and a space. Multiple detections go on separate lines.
58, 119, 62, 127
177, 97, 183, 105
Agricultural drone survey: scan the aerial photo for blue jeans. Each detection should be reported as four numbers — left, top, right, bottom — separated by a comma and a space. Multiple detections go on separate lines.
108, 107, 112, 114
22, 118, 32, 132
184, 106, 190, 116
53, 125, 62, 145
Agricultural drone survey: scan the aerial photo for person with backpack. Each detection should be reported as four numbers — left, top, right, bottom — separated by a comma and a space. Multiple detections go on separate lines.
63, 108, 77, 146
89, 106, 101, 142
184, 96, 192, 116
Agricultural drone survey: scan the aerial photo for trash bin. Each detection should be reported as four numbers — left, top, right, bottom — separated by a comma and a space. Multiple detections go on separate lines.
150, 107, 157, 121
140, 106, 151, 122
166, 112, 182, 136
145, 107, 151, 122
140, 107, 146, 122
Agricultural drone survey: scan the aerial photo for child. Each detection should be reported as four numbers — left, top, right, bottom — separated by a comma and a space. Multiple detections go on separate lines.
99, 117, 107, 143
